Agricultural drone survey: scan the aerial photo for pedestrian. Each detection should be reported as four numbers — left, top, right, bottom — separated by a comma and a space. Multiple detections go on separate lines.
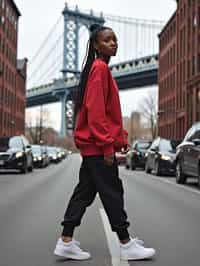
54, 24, 156, 261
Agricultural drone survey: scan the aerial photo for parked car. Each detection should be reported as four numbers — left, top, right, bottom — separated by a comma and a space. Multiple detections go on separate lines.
47, 146, 61, 163
31, 145, 49, 168
175, 122, 200, 187
126, 139, 152, 170
56, 147, 65, 160
68, 150, 72, 155
145, 137, 180, 176
0, 135, 33, 173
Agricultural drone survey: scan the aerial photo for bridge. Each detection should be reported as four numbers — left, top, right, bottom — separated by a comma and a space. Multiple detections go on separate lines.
26, 3, 164, 137
27, 54, 158, 107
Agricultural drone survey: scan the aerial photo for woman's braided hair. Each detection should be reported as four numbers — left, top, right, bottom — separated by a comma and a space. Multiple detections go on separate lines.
74, 24, 111, 118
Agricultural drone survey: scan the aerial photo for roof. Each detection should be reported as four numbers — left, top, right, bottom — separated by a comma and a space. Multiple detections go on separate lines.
158, 10, 177, 38
17, 58, 28, 70
10, 0, 21, 16
17, 58, 28, 79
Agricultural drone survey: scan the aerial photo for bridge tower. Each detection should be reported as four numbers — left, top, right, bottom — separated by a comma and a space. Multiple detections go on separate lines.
54, 3, 105, 137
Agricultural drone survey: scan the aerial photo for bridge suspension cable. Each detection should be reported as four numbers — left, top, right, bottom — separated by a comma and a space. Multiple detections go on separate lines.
29, 15, 62, 65
27, 7, 165, 90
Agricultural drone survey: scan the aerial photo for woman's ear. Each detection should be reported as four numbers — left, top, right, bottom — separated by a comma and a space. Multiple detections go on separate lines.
93, 41, 99, 51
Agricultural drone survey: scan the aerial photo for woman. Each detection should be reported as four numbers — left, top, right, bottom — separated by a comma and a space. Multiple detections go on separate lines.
54, 24, 156, 261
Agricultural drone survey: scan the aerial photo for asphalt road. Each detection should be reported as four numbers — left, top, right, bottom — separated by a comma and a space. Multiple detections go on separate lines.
0, 154, 200, 266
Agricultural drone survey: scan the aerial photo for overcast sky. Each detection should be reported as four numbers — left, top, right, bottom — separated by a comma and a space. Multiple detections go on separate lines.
14, 0, 177, 131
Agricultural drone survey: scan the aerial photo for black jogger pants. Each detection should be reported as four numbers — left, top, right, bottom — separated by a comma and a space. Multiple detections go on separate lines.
61, 155, 130, 240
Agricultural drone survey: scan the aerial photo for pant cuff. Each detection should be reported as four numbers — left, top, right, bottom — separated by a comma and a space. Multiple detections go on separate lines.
116, 229, 130, 241
62, 225, 75, 237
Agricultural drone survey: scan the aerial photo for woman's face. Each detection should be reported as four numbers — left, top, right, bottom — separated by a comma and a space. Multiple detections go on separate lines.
94, 29, 118, 58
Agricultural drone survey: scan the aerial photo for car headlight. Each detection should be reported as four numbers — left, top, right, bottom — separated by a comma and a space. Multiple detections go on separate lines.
53, 155, 57, 159
15, 151, 23, 158
38, 156, 42, 160
161, 155, 171, 161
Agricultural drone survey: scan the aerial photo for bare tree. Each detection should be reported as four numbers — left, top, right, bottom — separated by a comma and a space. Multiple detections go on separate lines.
139, 90, 158, 139
25, 106, 52, 144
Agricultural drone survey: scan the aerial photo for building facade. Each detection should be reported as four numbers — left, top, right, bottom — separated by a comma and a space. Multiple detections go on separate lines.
158, 0, 200, 139
0, 0, 27, 137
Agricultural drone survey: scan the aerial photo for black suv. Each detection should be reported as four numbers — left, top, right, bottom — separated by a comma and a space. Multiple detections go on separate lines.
145, 137, 180, 176
175, 122, 200, 187
0, 135, 33, 173
125, 139, 152, 170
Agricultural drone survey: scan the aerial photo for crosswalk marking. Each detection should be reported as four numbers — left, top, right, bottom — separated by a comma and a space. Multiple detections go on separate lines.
99, 208, 129, 266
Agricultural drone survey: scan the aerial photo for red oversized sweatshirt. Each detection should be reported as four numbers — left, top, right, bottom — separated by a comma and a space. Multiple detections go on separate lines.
74, 58, 128, 156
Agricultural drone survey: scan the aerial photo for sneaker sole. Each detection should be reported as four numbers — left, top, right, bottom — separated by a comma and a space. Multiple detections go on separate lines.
54, 248, 91, 260
121, 250, 156, 261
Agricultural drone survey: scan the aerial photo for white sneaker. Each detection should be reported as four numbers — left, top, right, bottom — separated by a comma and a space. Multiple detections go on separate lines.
134, 237, 144, 246
120, 238, 156, 260
54, 238, 91, 260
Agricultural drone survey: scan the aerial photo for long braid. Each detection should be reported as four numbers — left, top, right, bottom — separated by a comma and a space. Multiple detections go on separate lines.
74, 24, 111, 119
74, 41, 95, 117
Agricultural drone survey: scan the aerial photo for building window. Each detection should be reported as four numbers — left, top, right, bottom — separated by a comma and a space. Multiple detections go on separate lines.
198, 6, 200, 27
193, 14, 197, 29
1, 15, 5, 25
192, 56, 196, 76
197, 89, 200, 121
198, 54, 200, 73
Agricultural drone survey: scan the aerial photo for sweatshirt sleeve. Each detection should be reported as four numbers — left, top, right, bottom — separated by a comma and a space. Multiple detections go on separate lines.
86, 63, 114, 155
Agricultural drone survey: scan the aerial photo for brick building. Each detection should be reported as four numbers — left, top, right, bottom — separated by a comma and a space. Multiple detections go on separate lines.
158, 0, 200, 140
0, 0, 27, 137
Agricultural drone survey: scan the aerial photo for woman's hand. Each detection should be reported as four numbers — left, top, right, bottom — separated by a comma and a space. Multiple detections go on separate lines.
121, 144, 131, 154
104, 153, 115, 166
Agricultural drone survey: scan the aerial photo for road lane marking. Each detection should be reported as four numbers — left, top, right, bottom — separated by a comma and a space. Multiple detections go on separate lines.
99, 208, 129, 266
123, 169, 200, 196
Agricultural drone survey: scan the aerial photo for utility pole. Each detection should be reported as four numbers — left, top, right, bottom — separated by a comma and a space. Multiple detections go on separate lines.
39, 105, 43, 143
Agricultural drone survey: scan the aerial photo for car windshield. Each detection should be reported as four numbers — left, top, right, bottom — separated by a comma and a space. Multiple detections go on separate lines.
47, 147, 57, 154
0, 137, 22, 150
32, 145, 41, 154
160, 139, 179, 152
0, 137, 10, 150
137, 142, 152, 151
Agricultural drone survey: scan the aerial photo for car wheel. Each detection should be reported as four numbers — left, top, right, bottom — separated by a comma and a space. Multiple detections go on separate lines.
21, 161, 28, 174
198, 165, 200, 189
176, 160, 187, 184
131, 164, 136, 170
42, 159, 45, 168
125, 163, 130, 169
28, 164, 33, 172
145, 162, 151, 174
131, 159, 136, 170
28, 157, 33, 172
155, 161, 161, 176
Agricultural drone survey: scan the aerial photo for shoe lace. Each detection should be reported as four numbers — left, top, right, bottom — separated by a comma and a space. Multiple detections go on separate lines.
73, 239, 80, 246
132, 237, 144, 245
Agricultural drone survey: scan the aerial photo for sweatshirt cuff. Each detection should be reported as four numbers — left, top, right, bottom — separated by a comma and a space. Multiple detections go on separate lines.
102, 143, 114, 155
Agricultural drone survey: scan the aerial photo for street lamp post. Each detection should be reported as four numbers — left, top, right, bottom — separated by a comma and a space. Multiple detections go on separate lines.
9, 120, 15, 135
157, 110, 165, 137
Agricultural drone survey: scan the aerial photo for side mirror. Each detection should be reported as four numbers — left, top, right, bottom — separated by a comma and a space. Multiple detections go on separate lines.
192, 139, 200, 146
151, 147, 158, 152
26, 145, 31, 149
